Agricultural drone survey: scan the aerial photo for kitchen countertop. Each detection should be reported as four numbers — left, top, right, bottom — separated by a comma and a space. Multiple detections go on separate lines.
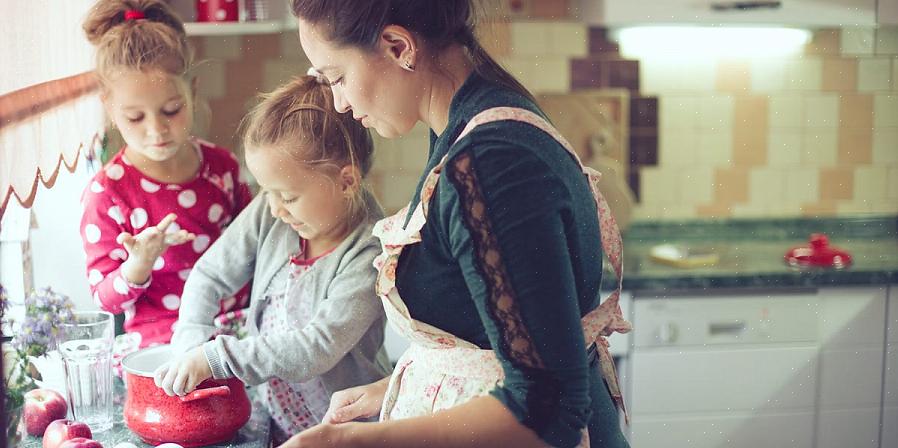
616, 215, 898, 292
20, 379, 270, 448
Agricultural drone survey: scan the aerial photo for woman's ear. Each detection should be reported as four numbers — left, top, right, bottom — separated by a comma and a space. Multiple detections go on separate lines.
380, 24, 417, 71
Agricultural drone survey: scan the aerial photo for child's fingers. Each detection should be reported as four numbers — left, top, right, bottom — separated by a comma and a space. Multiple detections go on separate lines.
153, 363, 170, 389
324, 390, 364, 424
163, 230, 195, 246
155, 213, 178, 233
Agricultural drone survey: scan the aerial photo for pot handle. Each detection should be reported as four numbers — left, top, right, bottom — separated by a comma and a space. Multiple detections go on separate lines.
179, 385, 231, 402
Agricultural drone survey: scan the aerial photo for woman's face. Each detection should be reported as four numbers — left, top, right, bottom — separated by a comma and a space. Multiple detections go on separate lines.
298, 19, 420, 139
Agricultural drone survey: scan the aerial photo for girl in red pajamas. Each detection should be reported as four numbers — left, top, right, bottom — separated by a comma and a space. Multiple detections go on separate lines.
79, 0, 252, 347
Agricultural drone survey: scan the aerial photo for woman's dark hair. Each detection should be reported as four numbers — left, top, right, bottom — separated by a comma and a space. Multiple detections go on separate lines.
291, 0, 535, 102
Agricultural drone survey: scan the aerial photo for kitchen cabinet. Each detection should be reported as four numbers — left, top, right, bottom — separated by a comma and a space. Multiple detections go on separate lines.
883, 285, 898, 448
627, 287, 888, 448
579, 0, 877, 27
880, 0, 898, 25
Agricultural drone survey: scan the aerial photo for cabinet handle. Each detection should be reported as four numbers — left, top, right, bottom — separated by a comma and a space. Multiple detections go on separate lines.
709, 320, 746, 336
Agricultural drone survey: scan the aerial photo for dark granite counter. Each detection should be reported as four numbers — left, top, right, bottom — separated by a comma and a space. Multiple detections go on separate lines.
20, 380, 270, 448
616, 215, 898, 292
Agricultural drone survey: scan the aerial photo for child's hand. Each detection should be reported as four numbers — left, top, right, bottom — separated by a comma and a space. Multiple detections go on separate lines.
322, 376, 391, 424
152, 346, 212, 396
118, 213, 195, 284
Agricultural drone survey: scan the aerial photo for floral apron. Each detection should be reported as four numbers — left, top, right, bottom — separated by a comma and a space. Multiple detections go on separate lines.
371, 107, 632, 446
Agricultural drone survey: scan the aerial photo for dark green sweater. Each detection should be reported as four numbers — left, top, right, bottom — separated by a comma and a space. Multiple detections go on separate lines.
394, 72, 629, 448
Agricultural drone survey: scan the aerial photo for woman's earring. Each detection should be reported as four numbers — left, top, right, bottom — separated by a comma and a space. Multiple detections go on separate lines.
402, 60, 416, 72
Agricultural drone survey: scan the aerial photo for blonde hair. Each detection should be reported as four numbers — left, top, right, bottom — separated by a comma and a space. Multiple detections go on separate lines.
83, 0, 192, 86
243, 75, 375, 224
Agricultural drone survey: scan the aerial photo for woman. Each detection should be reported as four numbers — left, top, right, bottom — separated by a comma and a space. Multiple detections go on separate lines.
283, 1, 631, 447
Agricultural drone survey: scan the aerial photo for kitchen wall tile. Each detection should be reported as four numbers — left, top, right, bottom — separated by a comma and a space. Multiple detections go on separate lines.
697, 130, 734, 167
888, 166, 898, 199
853, 165, 888, 201
500, 56, 537, 91
659, 96, 698, 129
840, 27, 875, 56
802, 129, 839, 166
872, 129, 898, 163
784, 167, 819, 204
696, 203, 733, 218
528, 56, 570, 92
802, 201, 838, 216
379, 173, 421, 213
279, 33, 303, 59
804, 94, 840, 128
894, 58, 898, 90
530, 0, 571, 19
838, 127, 873, 165
569, 57, 601, 90
630, 96, 658, 128
242, 34, 283, 61
678, 167, 714, 205
731, 202, 768, 217
749, 168, 786, 205
478, 21, 512, 58
629, 130, 658, 166
821, 58, 858, 92
713, 167, 749, 204
201, 36, 242, 60
697, 95, 734, 131
658, 129, 698, 167
836, 200, 873, 214
819, 167, 854, 201
857, 58, 892, 92
263, 60, 308, 92
784, 59, 823, 91
587, 27, 619, 54
876, 27, 898, 55
750, 58, 787, 93
628, 170, 641, 202
873, 94, 898, 128
630, 203, 660, 221
732, 96, 768, 166
840, 94, 874, 129
767, 130, 803, 167
715, 60, 752, 93
659, 205, 695, 219
639, 58, 716, 95
805, 29, 841, 56
871, 200, 898, 213
606, 59, 640, 91
639, 166, 678, 205
195, 59, 227, 99
768, 95, 804, 128
510, 22, 551, 55
550, 22, 588, 57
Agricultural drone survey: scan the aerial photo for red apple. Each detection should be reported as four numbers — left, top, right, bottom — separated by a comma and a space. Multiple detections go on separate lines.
58, 438, 103, 448
23, 389, 69, 436
42, 420, 92, 448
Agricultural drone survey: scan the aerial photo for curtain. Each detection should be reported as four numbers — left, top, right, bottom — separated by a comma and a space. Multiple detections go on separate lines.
0, 0, 104, 218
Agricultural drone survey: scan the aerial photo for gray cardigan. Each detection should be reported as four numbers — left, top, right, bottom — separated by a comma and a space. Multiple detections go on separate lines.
170, 190, 391, 395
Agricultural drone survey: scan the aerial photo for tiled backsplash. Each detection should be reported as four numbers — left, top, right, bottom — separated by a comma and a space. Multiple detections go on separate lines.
188, 22, 897, 220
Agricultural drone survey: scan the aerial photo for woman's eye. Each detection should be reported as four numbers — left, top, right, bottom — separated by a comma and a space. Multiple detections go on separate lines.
281, 196, 298, 204
328, 77, 343, 87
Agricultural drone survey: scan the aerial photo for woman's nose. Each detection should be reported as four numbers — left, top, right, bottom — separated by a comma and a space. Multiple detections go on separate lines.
332, 88, 351, 114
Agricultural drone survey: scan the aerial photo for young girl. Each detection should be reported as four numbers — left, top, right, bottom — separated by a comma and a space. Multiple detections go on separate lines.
79, 0, 253, 347
157, 76, 391, 444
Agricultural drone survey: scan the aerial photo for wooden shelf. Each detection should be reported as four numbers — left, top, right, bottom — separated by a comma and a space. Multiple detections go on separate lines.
184, 20, 285, 36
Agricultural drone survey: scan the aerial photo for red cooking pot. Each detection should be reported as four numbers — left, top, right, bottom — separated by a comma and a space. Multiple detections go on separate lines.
121, 345, 251, 447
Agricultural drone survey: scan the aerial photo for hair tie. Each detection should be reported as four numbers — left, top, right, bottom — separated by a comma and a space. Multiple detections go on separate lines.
124, 10, 145, 21
307, 67, 327, 84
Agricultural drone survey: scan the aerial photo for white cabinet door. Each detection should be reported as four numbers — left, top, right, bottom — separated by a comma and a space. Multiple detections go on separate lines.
630, 411, 815, 448
581, 0, 877, 26
816, 287, 887, 448
883, 285, 898, 448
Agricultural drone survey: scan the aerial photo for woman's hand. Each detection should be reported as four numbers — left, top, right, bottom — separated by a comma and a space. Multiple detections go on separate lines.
322, 376, 391, 424
152, 346, 212, 396
278, 422, 369, 448
119, 213, 195, 284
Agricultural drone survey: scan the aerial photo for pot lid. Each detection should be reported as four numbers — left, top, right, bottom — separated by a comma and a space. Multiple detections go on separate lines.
784, 233, 852, 269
